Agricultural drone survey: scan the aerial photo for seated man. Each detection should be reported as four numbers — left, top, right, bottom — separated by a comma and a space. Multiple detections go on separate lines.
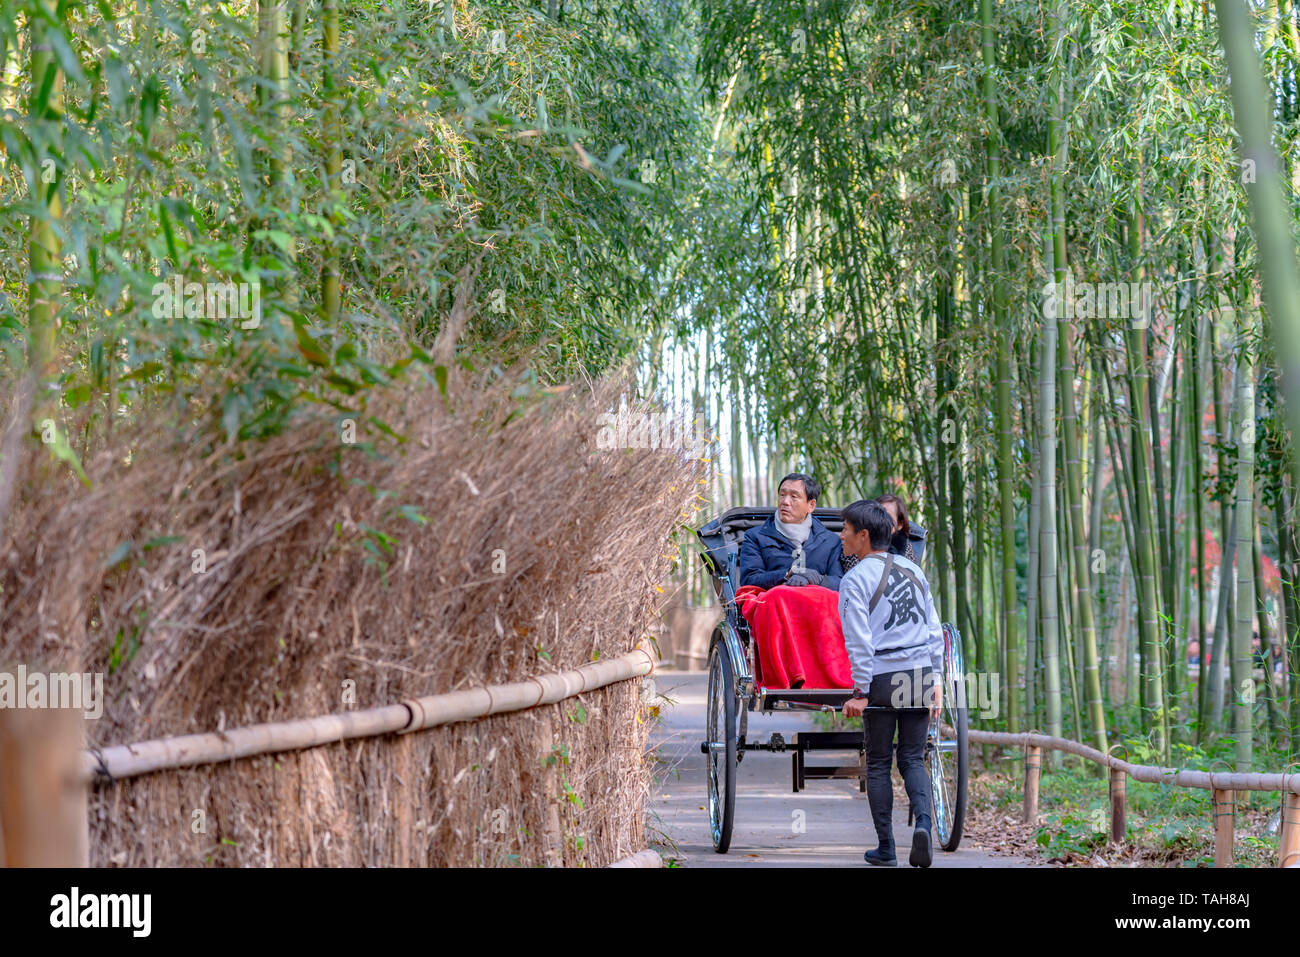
738, 473, 844, 591
735, 473, 850, 688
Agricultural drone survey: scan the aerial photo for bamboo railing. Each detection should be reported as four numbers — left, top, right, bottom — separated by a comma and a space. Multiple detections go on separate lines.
607, 848, 663, 868
80, 643, 656, 783
968, 729, 1300, 868
0, 645, 661, 867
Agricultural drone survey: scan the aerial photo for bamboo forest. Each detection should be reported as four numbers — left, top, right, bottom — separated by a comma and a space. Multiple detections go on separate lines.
2, 0, 1300, 890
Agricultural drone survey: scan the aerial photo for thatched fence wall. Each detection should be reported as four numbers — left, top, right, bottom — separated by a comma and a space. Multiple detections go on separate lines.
1, 366, 701, 866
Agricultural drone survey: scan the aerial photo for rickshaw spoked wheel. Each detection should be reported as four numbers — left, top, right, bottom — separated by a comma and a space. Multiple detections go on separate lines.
926, 623, 968, 852
706, 640, 737, 853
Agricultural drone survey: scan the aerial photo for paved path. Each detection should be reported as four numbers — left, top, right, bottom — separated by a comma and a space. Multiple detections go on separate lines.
647, 671, 1034, 868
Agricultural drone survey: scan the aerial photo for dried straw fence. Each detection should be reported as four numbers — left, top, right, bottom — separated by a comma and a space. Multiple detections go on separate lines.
968, 729, 1300, 867
1, 362, 700, 867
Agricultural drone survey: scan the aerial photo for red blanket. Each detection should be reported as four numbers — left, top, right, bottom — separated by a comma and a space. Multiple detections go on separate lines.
736, 584, 852, 689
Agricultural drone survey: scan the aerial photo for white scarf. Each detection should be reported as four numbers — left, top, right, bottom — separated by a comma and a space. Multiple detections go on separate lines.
775, 514, 813, 572
774, 513, 813, 545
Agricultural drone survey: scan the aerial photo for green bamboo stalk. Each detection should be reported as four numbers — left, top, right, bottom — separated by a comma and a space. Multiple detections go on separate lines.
264, 2, 290, 189
1125, 199, 1170, 761
1059, 315, 1106, 752
1191, 315, 1209, 729
1089, 390, 1108, 695
1058, 474, 1085, 744
1150, 325, 1177, 706
1024, 384, 1041, 732
945, 333, 973, 660
290, 0, 307, 70
1279, 481, 1300, 755
982, 0, 1019, 733
935, 298, 953, 624
1216, 0, 1300, 462
1040, 0, 1066, 759
1113, 553, 1131, 709
974, 451, 988, 676
730, 369, 743, 502
1230, 317, 1257, 773
26, 0, 64, 421
321, 0, 342, 323
259, 1, 295, 310
1208, 500, 1236, 732
1253, 523, 1281, 748
1158, 303, 1184, 724
1177, 421, 1192, 726
1103, 357, 1145, 720
1211, 313, 1238, 732
1206, 309, 1234, 730
1039, 314, 1060, 749
1, 10, 22, 116
1099, 351, 1141, 591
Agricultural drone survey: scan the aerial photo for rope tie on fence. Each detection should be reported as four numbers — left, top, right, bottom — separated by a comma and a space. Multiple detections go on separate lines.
1024, 732, 1042, 771
89, 748, 113, 786
1209, 760, 1235, 825
1281, 767, 1300, 808
526, 677, 547, 707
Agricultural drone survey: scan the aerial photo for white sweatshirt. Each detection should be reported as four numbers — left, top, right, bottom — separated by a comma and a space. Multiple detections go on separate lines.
838, 551, 944, 692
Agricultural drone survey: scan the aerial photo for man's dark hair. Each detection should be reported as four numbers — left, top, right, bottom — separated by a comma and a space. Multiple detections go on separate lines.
841, 500, 894, 551
778, 472, 820, 503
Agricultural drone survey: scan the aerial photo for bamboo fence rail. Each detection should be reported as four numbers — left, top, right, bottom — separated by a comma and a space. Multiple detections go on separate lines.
80, 643, 656, 784
606, 848, 663, 868
969, 728, 1300, 867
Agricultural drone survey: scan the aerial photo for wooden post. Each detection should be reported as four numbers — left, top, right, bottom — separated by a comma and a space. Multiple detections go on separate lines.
1023, 745, 1041, 824
1108, 766, 1126, 843
0, 703, 88, 867
1280, 792, 1300, 868
1212, 787, 1234, 868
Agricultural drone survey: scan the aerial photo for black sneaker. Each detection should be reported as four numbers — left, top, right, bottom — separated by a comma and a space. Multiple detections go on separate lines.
863, 847, 897, 867
909, 827, 932, 868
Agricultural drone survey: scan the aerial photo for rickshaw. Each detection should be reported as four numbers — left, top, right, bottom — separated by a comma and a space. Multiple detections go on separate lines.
695, 506, 969, 855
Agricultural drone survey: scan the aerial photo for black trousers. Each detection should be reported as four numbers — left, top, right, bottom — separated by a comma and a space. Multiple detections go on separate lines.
862, 669, 933, 850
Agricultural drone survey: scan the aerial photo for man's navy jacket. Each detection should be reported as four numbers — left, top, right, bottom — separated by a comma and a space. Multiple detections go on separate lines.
738, 516, 845, 591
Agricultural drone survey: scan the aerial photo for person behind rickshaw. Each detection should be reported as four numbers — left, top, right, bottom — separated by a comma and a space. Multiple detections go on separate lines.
840, 493, 918, 575
737, 473, 843, 590
838, 499, 944, 868
877, 493, 919, 562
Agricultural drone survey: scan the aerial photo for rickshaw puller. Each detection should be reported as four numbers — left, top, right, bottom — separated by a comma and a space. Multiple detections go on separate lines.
838, 500, 944, 868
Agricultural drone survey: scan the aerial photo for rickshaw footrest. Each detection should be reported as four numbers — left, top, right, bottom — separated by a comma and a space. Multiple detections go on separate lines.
789, 732, 866, 792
